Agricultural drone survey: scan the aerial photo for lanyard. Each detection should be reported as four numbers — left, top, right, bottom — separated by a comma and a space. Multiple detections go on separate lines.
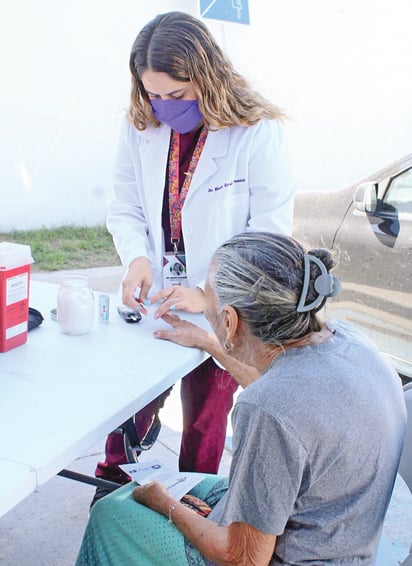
168, 126, 208, 253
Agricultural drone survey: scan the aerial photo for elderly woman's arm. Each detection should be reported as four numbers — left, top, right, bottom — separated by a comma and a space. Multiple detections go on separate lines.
133, 481, 276, 566
154, 313, 259, 388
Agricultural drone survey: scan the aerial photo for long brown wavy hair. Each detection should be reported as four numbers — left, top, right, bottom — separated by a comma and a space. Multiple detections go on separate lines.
128, 11, 286, 131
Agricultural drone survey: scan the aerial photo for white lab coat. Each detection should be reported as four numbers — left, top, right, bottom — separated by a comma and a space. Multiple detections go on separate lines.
107, 116, 296, 293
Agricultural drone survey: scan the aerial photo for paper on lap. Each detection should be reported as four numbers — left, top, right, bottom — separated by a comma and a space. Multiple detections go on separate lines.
120, 461, 206, 500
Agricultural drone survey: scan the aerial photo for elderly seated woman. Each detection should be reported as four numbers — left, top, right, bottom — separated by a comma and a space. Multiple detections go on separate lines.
76, 232, 406, 566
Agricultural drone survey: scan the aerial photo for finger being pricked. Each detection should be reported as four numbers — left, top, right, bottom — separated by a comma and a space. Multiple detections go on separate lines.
152, 287, 186, 319
154, 299, 184, 319
149, 287, 176, 306
153, 287, 205, 319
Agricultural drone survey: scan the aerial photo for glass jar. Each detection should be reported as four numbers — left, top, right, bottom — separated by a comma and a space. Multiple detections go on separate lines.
57, 274, 94, 335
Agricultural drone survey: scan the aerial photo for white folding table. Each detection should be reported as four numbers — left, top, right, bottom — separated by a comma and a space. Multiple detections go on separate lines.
0, 280, 209, 516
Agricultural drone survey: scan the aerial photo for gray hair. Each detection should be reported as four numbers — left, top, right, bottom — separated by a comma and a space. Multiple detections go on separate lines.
208, 232, 337, 345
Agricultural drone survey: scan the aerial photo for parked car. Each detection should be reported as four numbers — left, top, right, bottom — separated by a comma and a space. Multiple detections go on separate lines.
293, 154, 412, 380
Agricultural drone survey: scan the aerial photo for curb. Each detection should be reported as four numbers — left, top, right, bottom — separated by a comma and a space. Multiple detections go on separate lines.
31, 265, 124, 294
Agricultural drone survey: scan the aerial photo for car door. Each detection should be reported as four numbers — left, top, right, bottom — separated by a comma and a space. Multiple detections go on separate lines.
327, 167, 412, 377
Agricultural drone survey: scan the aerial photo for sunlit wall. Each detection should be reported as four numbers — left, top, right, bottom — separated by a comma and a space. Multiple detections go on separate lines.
1, 0, 411, 231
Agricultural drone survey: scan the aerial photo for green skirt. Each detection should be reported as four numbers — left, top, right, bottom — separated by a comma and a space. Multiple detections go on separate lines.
76, 476, 228, 566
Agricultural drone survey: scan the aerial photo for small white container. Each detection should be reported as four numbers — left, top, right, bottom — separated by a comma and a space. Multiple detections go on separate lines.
99, 294, 110, 322
57, 274, 94, 335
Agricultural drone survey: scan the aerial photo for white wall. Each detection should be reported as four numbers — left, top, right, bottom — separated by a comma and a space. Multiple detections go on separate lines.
221, 0, 412, 192
1, 0, 411, 231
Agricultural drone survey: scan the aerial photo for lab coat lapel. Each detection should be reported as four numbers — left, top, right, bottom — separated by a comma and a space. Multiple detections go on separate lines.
138, 127, 170, 263
184, 128, 230, 205
139, 126, 170, 211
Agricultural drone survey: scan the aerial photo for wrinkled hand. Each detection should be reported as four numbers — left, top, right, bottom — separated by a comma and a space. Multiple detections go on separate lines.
151, 286, 205, 319
132, 481, 173, 516
122, 257, 152, 311
153, 313, 212, 350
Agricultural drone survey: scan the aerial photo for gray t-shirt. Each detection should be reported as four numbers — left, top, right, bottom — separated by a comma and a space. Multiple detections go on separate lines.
208, 320, 406, 564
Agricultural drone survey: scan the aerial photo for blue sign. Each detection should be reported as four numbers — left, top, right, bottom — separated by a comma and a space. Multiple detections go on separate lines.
199, 0, 250, 25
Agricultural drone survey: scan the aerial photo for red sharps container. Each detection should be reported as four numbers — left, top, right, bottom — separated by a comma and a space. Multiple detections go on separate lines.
0, 242, 34, 352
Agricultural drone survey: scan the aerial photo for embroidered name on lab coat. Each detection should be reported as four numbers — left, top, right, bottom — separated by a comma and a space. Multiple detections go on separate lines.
208, 178, 246, 193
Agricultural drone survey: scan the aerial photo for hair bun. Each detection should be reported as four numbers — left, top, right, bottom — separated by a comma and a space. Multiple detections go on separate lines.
307, 248, 336, 272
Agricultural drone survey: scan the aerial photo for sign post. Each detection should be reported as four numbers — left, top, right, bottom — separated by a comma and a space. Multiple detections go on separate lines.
199, 0, 250, 25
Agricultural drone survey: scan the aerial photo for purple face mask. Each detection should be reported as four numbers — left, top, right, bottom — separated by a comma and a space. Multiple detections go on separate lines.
150, 99, 202, 133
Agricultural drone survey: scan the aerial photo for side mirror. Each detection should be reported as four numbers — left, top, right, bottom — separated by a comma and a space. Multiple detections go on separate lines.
353, 182, 378, 213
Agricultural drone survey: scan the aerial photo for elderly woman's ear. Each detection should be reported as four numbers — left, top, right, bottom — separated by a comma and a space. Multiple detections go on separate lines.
222, 305, 239, 344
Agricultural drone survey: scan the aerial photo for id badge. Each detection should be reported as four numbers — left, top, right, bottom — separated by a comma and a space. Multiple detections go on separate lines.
162, 253, 188, 288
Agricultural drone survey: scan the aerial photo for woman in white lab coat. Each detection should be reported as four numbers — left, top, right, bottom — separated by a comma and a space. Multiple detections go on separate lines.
94, 10, 296, 493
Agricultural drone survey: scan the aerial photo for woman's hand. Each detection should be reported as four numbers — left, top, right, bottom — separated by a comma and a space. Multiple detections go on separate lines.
133, 481, 174, 516
154, 313, 213, 350
134, 480, 277, 566
122, 257, 152, 311
151, 286, 205, 318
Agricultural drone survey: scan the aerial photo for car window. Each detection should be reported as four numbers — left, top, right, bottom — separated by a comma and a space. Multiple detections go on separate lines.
383, 167, 412, 213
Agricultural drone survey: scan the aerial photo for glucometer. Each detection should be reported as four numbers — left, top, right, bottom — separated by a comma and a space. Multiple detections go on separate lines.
117, 306, 142, 324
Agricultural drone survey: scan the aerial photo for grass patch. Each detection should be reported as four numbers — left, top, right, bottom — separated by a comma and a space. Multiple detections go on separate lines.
0, 226, 121, 272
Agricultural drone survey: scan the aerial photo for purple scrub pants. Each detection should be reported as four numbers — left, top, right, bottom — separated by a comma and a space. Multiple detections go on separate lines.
95, 358, 238, 483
